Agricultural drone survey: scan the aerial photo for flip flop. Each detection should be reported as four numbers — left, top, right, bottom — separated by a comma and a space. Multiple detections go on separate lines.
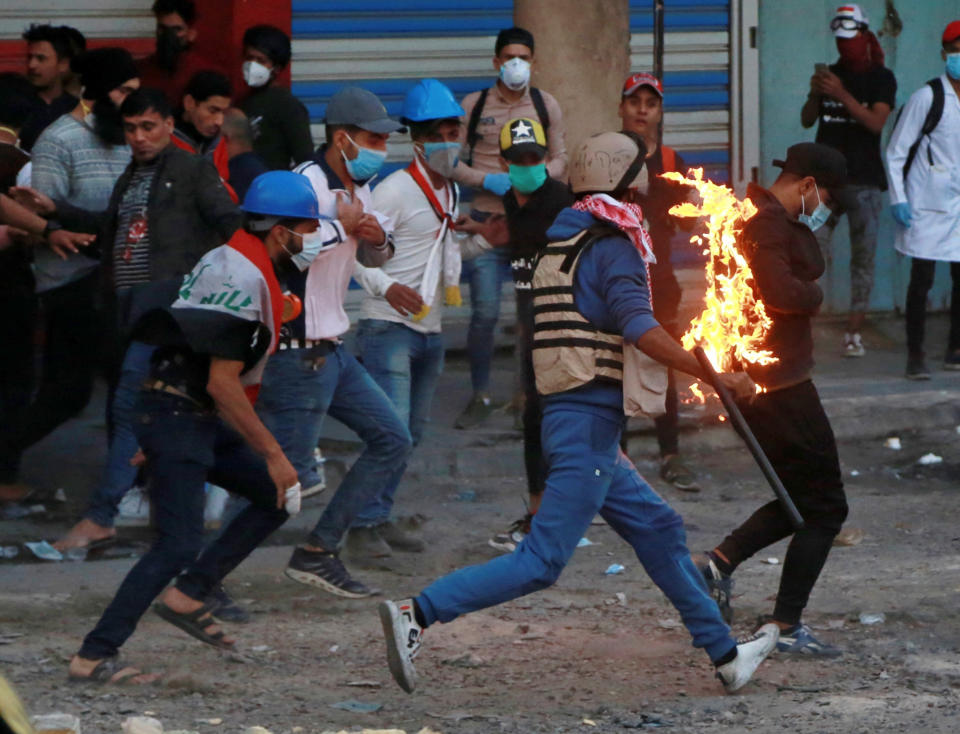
153, 601, 235, 650
68, 657, 156, 685
84, 536, 118, 553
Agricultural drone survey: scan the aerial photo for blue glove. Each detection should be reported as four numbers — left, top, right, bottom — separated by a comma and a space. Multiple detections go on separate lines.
482, 172, 512, 196
891, 203, 912, 229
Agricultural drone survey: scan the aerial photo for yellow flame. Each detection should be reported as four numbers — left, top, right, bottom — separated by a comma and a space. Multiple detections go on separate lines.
661, 168, 778, 375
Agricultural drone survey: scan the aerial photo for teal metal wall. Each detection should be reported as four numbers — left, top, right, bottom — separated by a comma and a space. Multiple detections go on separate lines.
758, 0, 958, 314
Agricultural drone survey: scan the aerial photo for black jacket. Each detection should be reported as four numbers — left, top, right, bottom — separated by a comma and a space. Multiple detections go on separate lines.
740, 182, 824, 391
55, 143, 241, 293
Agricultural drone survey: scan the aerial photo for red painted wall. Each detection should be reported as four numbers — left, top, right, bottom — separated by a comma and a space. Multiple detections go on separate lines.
0, 0, 292, 92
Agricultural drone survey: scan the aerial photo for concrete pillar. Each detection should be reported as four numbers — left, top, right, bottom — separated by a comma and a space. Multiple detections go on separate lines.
515, 0, 631, 158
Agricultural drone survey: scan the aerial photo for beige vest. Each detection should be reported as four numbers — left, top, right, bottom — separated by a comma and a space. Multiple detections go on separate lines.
531, 228, 667, 417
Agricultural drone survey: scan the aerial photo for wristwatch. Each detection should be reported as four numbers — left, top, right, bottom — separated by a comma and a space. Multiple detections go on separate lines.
42, 219, 63, 238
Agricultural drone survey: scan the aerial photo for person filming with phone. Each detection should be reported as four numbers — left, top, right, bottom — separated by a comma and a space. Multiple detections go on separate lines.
800, 3, 896, 359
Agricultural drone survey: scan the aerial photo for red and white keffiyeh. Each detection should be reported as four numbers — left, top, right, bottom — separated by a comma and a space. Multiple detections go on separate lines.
573, 193, 656, 264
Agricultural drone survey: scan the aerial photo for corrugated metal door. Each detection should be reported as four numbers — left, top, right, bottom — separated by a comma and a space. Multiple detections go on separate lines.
0, 0, 152, 41
291, 0, 734, 183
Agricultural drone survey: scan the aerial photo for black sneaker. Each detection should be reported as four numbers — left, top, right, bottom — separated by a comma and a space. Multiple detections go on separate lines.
906, 353, 931, 380
693, 552, 734, 623
454, 394, 493, 429
944, 349, 960, 371
206, 584, 250, 624
376, 520, 425, 553
285, 547, 376, 599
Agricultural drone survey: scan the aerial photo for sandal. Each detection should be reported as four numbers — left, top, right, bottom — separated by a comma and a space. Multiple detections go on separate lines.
68, 656, 157, 685
153, 601, 235, 650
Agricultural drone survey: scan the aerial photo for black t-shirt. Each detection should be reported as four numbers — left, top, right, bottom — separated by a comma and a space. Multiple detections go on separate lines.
640, 145, 689, 268
19, 92, 78, 152
503, 176, 575, 288
135, 307, 271, 408
815, 63, 896, 189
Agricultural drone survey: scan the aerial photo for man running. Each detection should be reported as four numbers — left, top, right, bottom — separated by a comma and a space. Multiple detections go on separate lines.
379, 132, 779, 695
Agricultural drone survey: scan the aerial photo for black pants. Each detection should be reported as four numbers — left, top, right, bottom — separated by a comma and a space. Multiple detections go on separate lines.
516, 291, 546, 497
0, 286, 37, 444
79, 391, 288, 659
905, 258, 960, 356
715, 380, 848, 626
650, 261, 683, 458
0, 273, 99, 482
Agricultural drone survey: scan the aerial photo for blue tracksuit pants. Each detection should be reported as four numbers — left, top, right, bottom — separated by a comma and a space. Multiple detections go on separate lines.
417, 399, 737, 663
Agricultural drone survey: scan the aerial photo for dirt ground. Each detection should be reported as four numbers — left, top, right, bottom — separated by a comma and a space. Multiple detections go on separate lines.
3, 419, 960, 734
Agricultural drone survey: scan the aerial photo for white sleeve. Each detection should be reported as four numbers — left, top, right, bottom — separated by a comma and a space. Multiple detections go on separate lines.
16, 161, 32, 187
352, 261, 395, 297
885, 85, 934, 205
295, 161, 347, 244
457, 231, 492, 260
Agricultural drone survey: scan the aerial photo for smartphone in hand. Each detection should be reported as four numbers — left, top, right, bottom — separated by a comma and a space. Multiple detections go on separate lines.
814, 63, 828, 74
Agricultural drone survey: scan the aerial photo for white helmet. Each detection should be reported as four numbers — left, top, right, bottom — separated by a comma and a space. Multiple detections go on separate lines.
569, 131, 649, 196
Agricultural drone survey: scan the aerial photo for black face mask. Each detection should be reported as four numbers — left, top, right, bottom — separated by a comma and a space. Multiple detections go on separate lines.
155, 26, 187, 72
91, 98, 126, 146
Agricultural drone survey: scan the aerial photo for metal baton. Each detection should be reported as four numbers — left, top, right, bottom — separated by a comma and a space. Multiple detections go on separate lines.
692, 346, 804, 530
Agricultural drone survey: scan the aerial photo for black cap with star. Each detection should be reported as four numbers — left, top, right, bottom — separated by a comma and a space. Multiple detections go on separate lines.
499, 117, 548, 162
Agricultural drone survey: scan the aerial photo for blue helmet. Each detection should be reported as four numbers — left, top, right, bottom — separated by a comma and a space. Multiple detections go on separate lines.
240, 171, 319, 220
401, 78, 465, 123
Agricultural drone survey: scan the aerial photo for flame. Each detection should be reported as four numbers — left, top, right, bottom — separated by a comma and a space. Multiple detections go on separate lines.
661, 168, 778, 377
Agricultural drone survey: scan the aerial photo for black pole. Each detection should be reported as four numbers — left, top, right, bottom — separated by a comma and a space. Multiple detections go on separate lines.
653, 0, 665, 81
692, 346, 805, 530
652, 0, 665, 148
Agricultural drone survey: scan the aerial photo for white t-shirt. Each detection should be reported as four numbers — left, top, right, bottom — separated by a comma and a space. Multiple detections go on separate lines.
293, 154, 392, 340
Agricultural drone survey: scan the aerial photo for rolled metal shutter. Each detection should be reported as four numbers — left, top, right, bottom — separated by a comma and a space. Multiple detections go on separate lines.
290, 0, 731, 183
0, 0, 152, 41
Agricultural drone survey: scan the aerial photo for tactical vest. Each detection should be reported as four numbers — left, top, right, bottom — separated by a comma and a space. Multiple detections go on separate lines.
531, 227, 667, 417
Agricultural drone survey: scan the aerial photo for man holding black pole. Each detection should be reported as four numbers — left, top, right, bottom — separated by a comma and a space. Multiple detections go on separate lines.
695, 143, 849, 658
379, 132, 779, 696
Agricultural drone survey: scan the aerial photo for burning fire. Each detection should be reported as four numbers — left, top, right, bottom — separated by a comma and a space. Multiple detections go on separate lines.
661, 168, 778, 373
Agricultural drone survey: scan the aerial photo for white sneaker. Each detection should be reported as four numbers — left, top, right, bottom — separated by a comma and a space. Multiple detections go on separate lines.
300, 480, 326, 499
716, 623, 779, 693
379, 598, 423, 693
115, 486, 151, 527
843, 332, 865, 358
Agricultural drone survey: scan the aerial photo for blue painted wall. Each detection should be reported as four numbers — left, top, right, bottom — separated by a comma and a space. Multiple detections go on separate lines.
758, 0, 958, 314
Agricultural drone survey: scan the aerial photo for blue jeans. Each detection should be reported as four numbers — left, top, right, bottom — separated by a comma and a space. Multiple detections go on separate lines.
353, 319, 445, 526
86, 340, 156, 528
463, 247, 512, 394
79, 391, 288, 660
416, 400, 736, 664
255, 344, 412, 549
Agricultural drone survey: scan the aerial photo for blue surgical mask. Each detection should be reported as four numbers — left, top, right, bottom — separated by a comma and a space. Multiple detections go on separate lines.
421, 141, 460, 177
508, 162, 547, 194
341, 134, 387, 182
284, 228, 323, 272
947, 53, 960, 81
798, 183, 831, 231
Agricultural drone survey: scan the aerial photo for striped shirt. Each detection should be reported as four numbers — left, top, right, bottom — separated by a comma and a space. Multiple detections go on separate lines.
112, 161, 156, 289
30, 113, 130, 292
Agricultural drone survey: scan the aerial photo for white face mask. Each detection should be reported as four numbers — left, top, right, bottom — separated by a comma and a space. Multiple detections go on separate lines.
243, 60, 272, 88
418, 141, 460, 178
499, 57, 531, 91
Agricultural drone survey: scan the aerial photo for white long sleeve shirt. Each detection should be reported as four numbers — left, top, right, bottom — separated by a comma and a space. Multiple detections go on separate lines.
354, 161, 491, 334
291, 150, 392, 340
885, 74, 960, 261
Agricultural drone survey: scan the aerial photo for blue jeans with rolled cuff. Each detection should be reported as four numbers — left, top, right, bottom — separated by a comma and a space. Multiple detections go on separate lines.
463, 246, 512, 394
254, 344, 413, 550
352, 319, 445, 527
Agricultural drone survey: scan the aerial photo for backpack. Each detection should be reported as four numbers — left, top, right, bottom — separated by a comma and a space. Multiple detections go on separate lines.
895, 77, 945, 181
465, 86, 551, 167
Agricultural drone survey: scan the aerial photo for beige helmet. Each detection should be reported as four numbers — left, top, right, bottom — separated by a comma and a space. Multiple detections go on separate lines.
569, 131, 649, 196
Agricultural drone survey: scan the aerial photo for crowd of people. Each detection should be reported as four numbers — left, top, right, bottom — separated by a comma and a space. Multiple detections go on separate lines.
0, 0, 958, 695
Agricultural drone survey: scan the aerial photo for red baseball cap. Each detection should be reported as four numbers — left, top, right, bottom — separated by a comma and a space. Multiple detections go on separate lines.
943, 20, 960, 45
622, 72, 663, 98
